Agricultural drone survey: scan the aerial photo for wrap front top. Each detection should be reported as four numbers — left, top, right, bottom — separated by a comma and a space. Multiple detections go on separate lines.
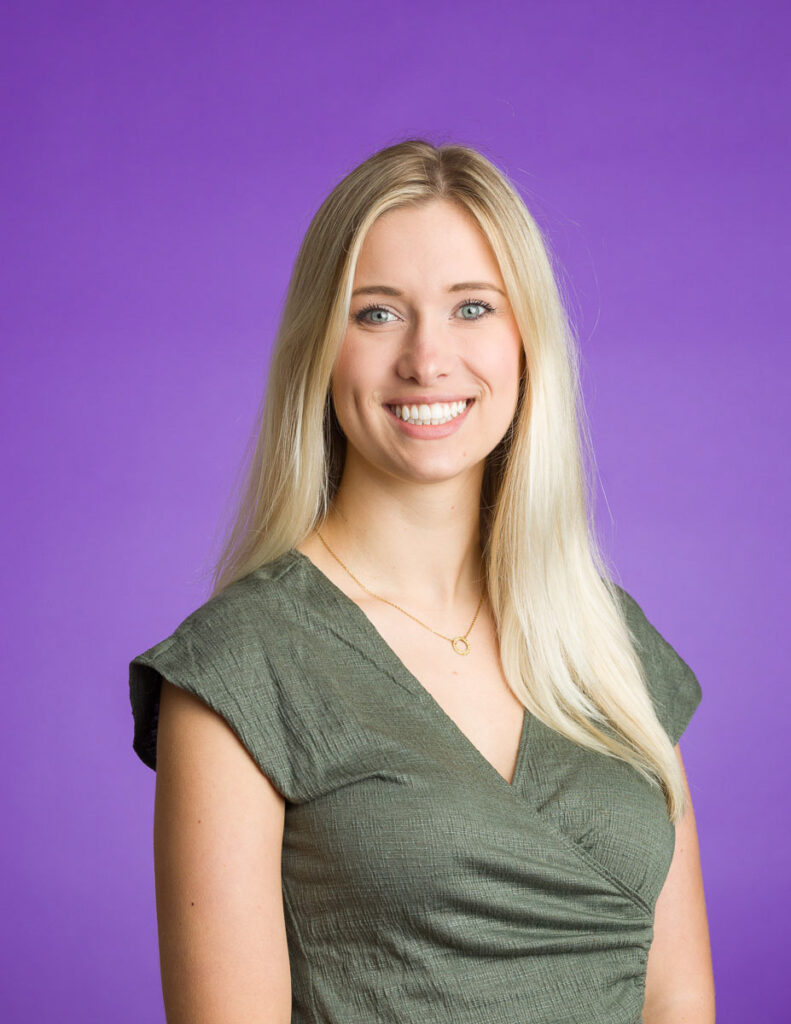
129, 548, 703, 1024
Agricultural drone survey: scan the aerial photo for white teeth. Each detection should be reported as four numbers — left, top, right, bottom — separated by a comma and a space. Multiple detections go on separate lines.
389, 399, 470, 425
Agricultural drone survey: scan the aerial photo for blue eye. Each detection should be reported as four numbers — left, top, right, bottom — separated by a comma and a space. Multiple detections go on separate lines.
354, 305, 397, 325
458, 300, 495, 320
352, 297, 496, 326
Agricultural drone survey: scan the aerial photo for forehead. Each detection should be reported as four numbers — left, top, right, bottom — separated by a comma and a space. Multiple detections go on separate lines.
354, 200, 502, 286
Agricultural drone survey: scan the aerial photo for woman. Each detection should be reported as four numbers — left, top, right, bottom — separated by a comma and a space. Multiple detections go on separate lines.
130, 139, 714, 1023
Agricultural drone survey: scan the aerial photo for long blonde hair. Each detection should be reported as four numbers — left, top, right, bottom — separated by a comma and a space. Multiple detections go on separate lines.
204, 138, 689, 822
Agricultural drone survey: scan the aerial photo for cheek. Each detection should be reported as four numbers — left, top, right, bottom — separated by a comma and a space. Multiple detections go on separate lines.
331, 339, 364, 398
334, 328, 383, 375
487, 334, 524, 393
330, 338, 382, 420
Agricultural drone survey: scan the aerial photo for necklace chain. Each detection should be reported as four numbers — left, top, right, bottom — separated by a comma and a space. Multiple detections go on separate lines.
316, 531, 486, 657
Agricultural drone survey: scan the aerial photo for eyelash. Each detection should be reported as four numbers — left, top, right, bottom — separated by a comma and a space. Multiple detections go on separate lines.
352, 297, 496, 326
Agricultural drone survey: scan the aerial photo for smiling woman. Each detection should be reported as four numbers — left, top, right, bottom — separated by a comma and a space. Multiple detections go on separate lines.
129, 138, 712, 1024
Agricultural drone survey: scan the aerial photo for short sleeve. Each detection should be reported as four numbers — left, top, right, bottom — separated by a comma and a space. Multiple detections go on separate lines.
613, 584, 703, 746
129, 577, 314, 802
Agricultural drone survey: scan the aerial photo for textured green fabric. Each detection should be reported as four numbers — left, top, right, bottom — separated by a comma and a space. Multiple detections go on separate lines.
129, 548, 702, 1024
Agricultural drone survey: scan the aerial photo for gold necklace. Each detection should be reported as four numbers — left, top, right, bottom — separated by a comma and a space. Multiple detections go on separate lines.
316, 530, 486, 656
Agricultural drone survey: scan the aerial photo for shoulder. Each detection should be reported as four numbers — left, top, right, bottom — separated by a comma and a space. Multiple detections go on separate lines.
608, 581, 703, 746
609, 580, 654, 637
128, 551, 319, 797
609, 581, 693, 672
166, 551, 304, 655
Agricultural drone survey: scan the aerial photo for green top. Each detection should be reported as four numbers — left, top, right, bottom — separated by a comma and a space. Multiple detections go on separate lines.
129, 548, 702, 1024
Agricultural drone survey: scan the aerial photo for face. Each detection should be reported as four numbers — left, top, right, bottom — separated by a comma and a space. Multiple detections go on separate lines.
331, 198, 524, 489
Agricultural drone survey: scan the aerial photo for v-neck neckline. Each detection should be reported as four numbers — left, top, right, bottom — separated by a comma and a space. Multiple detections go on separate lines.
283, 547, 533, 791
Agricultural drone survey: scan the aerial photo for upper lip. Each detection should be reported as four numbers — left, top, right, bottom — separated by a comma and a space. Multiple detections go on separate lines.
384, 396, 473, 406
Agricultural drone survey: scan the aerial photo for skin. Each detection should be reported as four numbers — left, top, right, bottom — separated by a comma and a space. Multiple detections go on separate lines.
315, 197, 524, 614
642, 745, 716, 1021
154, 681, 291, 1022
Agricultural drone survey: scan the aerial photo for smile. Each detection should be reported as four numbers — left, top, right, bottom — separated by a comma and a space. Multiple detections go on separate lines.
386, 399, 471, 426
382, 398, 474, 439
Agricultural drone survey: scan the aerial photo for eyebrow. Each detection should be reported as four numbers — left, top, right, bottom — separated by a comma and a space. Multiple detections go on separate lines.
351, 281, 506, 298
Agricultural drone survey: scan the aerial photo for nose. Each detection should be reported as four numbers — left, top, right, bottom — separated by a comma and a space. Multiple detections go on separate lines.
395, 317, 455, 385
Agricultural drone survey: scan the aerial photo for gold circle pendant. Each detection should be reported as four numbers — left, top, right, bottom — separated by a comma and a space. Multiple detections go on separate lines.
451, 636, 471, 656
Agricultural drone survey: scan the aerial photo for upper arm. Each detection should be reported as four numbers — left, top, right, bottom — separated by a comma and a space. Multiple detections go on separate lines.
153, 678, 291, 1024
643, 743, 715, 1022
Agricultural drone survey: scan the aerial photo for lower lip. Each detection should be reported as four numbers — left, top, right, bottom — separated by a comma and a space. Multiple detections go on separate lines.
383, 400, 474, 439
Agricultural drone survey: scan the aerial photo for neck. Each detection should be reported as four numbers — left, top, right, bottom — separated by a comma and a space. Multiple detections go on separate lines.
318, 461, 486, 616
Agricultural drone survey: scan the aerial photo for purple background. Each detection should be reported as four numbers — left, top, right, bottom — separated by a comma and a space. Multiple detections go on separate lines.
3, 1, 787, 1020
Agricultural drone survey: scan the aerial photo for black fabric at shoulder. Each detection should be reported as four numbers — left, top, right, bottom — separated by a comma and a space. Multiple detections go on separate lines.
612, 583, 703, 746
129, 571, 314, 802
